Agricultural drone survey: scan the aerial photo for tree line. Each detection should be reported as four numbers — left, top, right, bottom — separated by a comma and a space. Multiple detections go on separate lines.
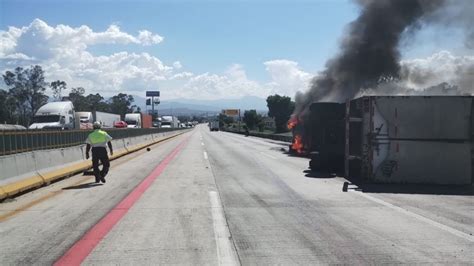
220, 94, 295, 133
1, 65, 138, 126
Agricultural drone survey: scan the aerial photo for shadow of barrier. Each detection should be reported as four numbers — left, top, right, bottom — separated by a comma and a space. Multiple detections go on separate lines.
0, 129, 191, 200
223, 129, 293, 142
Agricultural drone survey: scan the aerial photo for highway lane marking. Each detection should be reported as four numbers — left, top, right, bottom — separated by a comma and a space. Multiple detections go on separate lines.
204, 151, 208, 160
354, 191, 474, 242
0, 136, 179, 222
54, 138, 189, 266
201, 142, 205, 146
209, 190, 239, 266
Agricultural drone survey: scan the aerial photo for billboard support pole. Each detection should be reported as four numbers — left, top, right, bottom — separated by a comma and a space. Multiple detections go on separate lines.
239, 109, 241, 132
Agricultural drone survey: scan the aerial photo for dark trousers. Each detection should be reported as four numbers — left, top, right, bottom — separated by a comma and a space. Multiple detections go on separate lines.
92, 147, 110, 181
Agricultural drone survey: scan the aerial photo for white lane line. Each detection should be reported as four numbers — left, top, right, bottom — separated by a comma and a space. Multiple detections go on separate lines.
259, 152, 276, 159
354, 191, 474, 242
201, 142, 205, 146
203, 151, 208, 160
209, 191, 239, 266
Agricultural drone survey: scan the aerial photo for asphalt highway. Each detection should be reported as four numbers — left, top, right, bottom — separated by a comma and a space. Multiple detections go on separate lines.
0, 124, 472, 265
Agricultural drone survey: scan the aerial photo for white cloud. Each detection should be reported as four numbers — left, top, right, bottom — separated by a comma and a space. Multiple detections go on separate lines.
177, 64, 267, 100
0, 19, 316, 101
0, 19, 164, 59
137, 30, 164, 46
170, 72, 194, 80
400, 50, 474, 91
0, 19, 173, 94
263, 60, 312, 96
172, 61, 182, 69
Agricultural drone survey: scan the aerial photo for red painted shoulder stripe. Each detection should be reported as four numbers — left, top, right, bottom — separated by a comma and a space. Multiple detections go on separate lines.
54, 138, 188, 266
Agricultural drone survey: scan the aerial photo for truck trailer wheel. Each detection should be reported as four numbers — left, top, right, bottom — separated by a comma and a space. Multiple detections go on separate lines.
309, 158, 321, 171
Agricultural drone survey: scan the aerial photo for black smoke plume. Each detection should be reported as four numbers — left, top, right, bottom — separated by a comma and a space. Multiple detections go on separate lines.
294, 0, 446, 117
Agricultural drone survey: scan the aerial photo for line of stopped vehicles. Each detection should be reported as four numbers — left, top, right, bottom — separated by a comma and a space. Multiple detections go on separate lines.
22, 101, 197, 130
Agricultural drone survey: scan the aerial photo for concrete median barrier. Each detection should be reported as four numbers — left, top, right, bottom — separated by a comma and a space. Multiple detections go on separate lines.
0, 129, 189, 200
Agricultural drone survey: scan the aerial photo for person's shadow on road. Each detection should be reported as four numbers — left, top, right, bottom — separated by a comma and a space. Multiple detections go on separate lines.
62, 182, 103, 190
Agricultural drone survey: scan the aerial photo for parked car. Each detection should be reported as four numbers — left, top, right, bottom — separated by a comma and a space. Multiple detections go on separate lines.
114, 121, 128, 128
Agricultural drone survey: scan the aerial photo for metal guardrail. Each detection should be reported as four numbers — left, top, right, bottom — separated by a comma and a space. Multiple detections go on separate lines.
0, 128, 187, 156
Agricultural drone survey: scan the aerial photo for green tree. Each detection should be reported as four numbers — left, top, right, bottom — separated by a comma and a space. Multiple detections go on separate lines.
109, 93, 134, 119
266, 94, 295, 133
50, 80, 67, 101
218, 113, 234, 128
86, 93, 110, 112
68, 87, 89, 111
243, 109, 262, 130
0, 90, 13, 123
2, 65, 49, 126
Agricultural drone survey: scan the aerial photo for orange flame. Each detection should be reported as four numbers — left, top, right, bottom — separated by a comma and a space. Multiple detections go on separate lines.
291, 134, 304, 154
287, 115, 298, 129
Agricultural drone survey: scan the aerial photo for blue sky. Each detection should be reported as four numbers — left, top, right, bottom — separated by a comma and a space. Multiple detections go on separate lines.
0, 0, 471, 100
0, 0, 359, 79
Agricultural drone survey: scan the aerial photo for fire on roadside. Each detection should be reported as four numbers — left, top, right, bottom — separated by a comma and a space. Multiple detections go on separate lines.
288, 115, 305, 154
287, 115, 298, 130
291, 134, 304, 154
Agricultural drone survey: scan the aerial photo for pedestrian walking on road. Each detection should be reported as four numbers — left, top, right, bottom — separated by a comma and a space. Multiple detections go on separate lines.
85, 122, 113, 183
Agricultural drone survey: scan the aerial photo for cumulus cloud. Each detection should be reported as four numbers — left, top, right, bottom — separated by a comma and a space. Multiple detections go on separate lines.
0, 19, 174, 94
264, 60, 312, 96
137, 30, 164, 46
170, 72, 194, 80
0, 19, 318, 101
176, 64, 267, 100
0, 19, 164, 58
172, 61, 182, 69
400, 50, 474, 91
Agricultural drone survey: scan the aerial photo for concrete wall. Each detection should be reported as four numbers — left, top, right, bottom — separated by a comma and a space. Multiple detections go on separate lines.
0, 130, 186, 197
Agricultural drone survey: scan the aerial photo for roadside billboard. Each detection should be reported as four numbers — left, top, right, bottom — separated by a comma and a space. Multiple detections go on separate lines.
222, 109, 240, 117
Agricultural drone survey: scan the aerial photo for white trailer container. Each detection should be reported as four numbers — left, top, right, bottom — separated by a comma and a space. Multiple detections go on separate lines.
345, 96, 473, 184
161, 116, 178, 128
94, 111, 120, 128
75, 111, 120, 129
209, 121, 219, 131
125, 113, 142, 128
29, 101, 75, 130
75, 112, 93, 129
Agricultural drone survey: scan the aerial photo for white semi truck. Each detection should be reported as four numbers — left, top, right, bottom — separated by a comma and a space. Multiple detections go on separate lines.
209, 121, 219, 131
125, 113, 142, 128
29, 101, 75, 130
160, 116, 179, 128
75, 111, 120, 129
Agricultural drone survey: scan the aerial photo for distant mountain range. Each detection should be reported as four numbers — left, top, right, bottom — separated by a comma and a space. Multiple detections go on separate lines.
132, 95, 268, 116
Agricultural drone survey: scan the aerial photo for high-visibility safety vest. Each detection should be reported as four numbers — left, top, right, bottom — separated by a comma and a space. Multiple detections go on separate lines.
86, 129, 112, 147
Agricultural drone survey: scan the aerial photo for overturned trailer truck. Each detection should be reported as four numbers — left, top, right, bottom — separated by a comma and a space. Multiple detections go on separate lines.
301, 96, 473, 185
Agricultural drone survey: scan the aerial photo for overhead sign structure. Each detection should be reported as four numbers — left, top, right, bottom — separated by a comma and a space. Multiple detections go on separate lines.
146, 91, 160, 97
223, 109, 240, 116
146, 90, 160, 118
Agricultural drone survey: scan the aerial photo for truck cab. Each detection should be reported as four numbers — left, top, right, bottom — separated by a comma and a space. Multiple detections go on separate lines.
124, 113, 142, 128
29, 101, 75, 130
